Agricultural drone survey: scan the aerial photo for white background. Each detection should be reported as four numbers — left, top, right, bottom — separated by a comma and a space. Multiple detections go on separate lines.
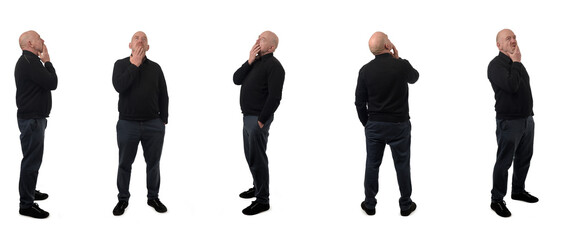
1, 0, 563, 239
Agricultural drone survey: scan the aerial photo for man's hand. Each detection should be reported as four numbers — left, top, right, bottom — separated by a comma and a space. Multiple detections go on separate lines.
40, 44, 50, 62
509, 45, 521, 62
248, 40, 260, 65
391, 43, 399, 59
258, 121, 264, 129
130, 45, 145, 67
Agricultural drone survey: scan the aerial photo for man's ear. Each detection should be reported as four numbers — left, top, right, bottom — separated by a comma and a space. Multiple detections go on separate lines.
146, 45, 150, 52
129, 42, 133, 50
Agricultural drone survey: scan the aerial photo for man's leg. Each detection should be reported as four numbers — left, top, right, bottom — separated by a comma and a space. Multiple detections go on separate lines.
389, 121, 413, 211
363, 121, 386, 210
18, 118, 47, 209
141, 118, 166, 200
117, 120, 141, 201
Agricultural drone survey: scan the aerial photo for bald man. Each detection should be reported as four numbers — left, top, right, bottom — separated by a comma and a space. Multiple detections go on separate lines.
488, 29, 537, 218
112, 31, 169, 216
15, 30, 57, 219
355, 32, 419, 216
233, 31, 285, 215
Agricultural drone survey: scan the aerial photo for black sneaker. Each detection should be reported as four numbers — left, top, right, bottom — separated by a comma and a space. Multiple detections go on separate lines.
511, 192, 539, 203
34, 190, 49, 201
239, 187, 255, 199
113, 200, 128, 216
491, 201, 511, 217
242, 201, 270, 215
148, 198, 168, 213
361, 201, 375, 216
400, 202, 417, 217
20, 203, 49, 219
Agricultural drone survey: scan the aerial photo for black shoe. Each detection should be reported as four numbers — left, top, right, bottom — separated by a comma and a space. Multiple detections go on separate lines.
491, 201, 511, 217
239, 187, 255, 199
20, 203, 49, 219
400, 202, 417, 216
361, 201, 375, 215
511, 192, 539, 203
148, 198, 168, 213
242, 201, 270, 215
113, 200, 128, 216
34, 190, 49, 201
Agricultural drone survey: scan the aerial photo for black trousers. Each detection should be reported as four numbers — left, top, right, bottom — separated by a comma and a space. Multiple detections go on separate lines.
116, 118, 165, 201
242, 115, 273, 204
491, 116, 534, 202
363, 120, 413, 211
18, 118, 47, 208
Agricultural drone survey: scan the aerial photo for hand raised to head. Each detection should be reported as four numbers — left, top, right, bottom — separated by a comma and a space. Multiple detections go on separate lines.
509, 44, 521, 62
248, 39, 260, 65
40, 44, 50, 62
130, 45, 145, 67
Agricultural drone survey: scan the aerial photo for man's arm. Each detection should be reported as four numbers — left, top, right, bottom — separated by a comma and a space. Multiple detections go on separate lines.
234, 41, 260, 85
355, 67, 369, 126
488, 59, 524, 93
28, 58, 58, 90
403, 59, 419, 84
112, 59, 139, 93
258, 64, 285, 124
158, 66, 169, 124
233, 61, 252, 85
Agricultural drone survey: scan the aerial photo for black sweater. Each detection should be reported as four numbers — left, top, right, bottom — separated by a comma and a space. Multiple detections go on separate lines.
487, 52, 533, 120
355, 53, 419, 125
15, 50, 58, 119
233, 53, 285, 123
112, 57, 169, 123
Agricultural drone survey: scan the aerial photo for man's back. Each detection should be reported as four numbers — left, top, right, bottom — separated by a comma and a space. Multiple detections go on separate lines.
355, 53, 418, 124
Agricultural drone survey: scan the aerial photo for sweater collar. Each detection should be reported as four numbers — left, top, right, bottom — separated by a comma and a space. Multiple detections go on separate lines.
374, 53, 393, 59
498, 51, 512, 63
22, 50, 39, 59
257, 52, 274, 61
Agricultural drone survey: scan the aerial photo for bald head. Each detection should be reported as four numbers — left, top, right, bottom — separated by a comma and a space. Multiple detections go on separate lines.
19, 30, 44, 55
496, 29, 514, 44
258, 31, 279, 56
369, 32, 391, 55
496, 29, 517, 54
129, 31, 149, 52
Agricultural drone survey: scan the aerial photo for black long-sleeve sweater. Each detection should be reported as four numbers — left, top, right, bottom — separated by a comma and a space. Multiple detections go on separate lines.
355, 53, 419, 125
487, 52, 533, 120
15, 50, 58, 119
233, 53, 285, 123
112, 57, 169, 123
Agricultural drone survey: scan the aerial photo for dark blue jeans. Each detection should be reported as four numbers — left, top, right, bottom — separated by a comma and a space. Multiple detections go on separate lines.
18, 118, 47, 208
364, 120, 413, 211
242, 115, 273, 204
491, 116, 534, 202
116, 118, 165, 201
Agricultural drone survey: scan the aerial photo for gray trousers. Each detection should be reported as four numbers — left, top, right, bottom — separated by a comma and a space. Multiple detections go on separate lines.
243, 115, 273, 204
